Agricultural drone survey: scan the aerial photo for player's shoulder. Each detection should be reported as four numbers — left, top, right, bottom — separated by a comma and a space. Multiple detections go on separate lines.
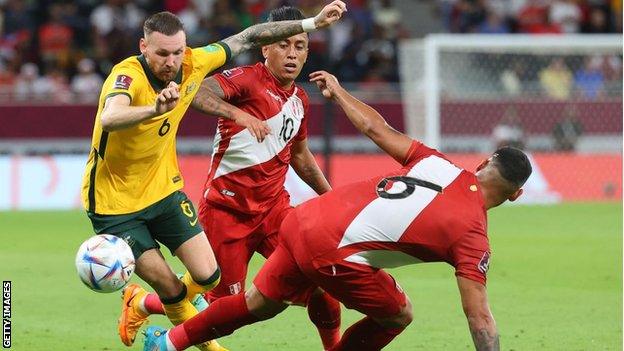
112, 56, 143, 73
109, 56, 145, 78
189, 43, 226, 59
403, 141, 458, 168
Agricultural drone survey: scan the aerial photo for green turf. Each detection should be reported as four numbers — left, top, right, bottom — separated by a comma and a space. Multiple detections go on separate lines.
0, 203, 621, 350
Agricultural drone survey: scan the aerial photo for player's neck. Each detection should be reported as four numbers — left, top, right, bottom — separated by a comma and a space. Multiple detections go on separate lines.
477, 176, 502, 210
264, 64, 295, 90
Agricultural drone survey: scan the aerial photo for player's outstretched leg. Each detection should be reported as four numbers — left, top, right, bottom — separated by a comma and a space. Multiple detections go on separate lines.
143, 287, 287, 351
307, 290, 342, 350
131, 271, 212, 318
119, 283, 150, 346
328, 317, 405, 351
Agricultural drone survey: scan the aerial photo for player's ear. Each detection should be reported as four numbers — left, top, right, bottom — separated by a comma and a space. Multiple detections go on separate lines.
261, 46, 269, 60
508, 188, 523, 202
139, 38, 147, 55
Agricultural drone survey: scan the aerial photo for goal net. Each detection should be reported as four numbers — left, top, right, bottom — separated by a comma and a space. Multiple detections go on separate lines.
399, 35, 622, 203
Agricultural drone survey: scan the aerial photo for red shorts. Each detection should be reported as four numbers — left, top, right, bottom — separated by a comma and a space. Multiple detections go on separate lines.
198, 193, 292, 300
254, 214, 407, 319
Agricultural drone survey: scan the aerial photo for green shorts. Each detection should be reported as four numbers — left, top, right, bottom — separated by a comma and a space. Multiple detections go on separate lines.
87, 191, 203, 259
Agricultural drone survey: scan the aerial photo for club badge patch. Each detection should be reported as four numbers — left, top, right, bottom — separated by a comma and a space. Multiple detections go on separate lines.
478, 251, 491, 274
113, 74, 133, 90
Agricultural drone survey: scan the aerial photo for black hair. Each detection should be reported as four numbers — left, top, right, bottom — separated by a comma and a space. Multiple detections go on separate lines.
144, 11, 184, 36
267, 6, 306, 22
491, 146, 532, 188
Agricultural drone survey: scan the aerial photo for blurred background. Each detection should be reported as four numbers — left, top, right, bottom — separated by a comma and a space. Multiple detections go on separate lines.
0, 0, 621, 210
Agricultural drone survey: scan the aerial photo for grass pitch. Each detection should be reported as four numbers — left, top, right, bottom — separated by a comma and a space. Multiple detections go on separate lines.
0, 202, 621, 350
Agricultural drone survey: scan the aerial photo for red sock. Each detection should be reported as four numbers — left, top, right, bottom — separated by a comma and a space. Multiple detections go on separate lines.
307, 292, 341, 350
329, 317, 404, 351
168, 293, 259, 349
143, 293, 165, 315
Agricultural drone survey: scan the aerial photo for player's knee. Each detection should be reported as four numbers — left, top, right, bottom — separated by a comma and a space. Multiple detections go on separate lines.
396, 306, 414, 328
376, 299, 413, 329
245, 285, 288, 320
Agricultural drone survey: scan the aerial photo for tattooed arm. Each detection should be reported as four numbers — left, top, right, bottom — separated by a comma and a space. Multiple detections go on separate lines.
222, 0, 346, 57
191, 77, 270, 142
457, 277, 500, 351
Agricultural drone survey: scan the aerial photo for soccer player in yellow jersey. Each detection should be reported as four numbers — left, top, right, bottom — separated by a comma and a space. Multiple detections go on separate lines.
80, 3, 346, 350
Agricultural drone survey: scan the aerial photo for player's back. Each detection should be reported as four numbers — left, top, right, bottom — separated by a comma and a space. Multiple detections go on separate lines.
290, 141, 490, 284
204, 63, 310, 215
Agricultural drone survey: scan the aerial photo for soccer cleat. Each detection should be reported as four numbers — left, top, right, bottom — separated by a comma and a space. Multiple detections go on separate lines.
143, 326, 168, 351
119, 283, 149, 346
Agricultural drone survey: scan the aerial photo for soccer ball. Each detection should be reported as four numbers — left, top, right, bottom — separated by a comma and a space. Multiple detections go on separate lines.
75, 234, 135, 293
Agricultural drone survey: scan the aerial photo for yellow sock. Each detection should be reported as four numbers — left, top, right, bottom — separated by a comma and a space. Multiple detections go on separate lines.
161, 285, 198, 326
163, 300, 198, 326
181, 267, 221, 300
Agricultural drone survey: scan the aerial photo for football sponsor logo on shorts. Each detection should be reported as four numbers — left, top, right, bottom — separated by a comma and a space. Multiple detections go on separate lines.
478, 251, 491, 274
180, 201, 198, 226
228, 282, 242, 295
220, 189, 235, 197
122, 235, 135, 249
113, 75, 132, 90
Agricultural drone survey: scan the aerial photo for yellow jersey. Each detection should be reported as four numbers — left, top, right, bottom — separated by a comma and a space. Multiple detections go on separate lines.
81, 43, 230, 214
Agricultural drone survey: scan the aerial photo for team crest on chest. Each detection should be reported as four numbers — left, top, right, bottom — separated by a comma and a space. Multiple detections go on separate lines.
185, 82, 197, 95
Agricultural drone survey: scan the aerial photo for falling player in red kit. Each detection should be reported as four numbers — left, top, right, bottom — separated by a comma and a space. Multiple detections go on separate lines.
143, 70, 532, 351
130, 6, 343, 350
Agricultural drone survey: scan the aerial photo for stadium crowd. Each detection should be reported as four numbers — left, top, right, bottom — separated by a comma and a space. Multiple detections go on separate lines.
440, 0, 621, 34
0, 0, 409, 102
0, 0, 621, 103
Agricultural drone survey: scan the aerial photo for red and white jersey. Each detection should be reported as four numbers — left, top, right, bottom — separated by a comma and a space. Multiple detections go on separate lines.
291, 141, 491, 285
203, 63, 308, 214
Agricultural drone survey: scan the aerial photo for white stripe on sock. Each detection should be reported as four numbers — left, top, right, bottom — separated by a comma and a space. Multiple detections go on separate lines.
166, 333, 177, 351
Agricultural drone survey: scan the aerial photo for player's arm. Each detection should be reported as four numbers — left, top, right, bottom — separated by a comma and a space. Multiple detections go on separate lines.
456, 277, 500, 351
101, 82, 180, 132
290, 138, 331, 195
191, 77, 270, 142
310, 70, 413, 164
221, 1, 346, 57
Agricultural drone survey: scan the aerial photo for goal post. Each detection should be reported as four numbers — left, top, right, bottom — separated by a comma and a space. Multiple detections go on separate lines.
399, 34, 623, 152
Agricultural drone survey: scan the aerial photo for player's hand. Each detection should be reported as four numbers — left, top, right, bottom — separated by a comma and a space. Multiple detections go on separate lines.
313, 1, 347, 29
234, 112, 271, 143
155, 81, 180, 115
309, 71, 342, 100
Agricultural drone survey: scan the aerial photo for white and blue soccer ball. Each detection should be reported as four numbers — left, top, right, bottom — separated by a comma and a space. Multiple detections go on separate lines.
75, 234, 135, 293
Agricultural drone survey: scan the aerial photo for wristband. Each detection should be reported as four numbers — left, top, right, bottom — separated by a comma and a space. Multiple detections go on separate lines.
302, 18, 317, 32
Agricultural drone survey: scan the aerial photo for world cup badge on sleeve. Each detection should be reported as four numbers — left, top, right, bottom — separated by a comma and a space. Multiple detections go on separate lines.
113, 75, 133, 90
478, 251, 491, 274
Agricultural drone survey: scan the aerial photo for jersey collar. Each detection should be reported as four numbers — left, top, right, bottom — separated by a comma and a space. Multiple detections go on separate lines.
136, 54, 183, 91
258, 63, 296, 96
